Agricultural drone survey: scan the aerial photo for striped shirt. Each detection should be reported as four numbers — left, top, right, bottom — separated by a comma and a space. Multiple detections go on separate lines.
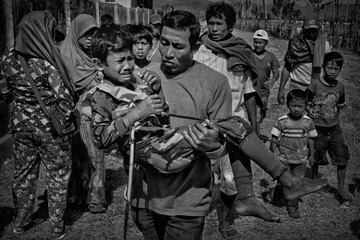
271, 114, 317, 165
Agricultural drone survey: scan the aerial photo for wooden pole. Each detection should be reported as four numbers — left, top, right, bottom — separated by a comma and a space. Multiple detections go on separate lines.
345, 0, 349, 23
64, 0, 71, 34
95, 0, 100, 26
114, 3, 119, 24
126, 7, 131, 24
4, 0, 14, 50
263, 0, 267, 29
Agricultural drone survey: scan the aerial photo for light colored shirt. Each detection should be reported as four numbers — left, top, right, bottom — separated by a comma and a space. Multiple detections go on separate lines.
194, 45, 255, 120
289, 41, 331, 88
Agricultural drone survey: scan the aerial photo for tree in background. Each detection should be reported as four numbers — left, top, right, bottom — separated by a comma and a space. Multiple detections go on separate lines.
271, 0, 301, 20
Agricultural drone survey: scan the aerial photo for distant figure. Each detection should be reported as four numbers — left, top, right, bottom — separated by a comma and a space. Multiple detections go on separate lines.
147, 13, 162, 62
306, 52, 352, 206
99, 14, 114, 38
252, 29, 280, 124
277, 18, 331, 104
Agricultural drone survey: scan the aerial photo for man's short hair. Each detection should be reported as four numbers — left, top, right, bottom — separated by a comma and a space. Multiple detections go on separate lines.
286, 89, 307, 106
161, 10, 200, 50
205, 2, 236, 29
323, 51, 344, 69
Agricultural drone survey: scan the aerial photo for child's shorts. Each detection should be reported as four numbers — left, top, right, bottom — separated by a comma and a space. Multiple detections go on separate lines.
314, 125, 350, 166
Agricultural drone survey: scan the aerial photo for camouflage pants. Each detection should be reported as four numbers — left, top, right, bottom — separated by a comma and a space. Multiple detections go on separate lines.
12, 130, 72, 229
79, 119, 106, 206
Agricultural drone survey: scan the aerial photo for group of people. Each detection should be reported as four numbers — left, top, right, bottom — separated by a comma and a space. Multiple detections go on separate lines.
0, 1, 352, 240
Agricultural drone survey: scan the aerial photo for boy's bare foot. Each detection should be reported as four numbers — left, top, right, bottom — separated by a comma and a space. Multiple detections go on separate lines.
282, 174, 328, 201
235, 197, 281, 222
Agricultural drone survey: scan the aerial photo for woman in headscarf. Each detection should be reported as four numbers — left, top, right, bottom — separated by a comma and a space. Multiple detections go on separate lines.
0, 10, 76, 239
60, 14, 108, 213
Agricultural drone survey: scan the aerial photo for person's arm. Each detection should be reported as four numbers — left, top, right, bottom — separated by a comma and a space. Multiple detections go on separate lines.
308, 138, 315, 166
244, 92, 258, 132
337, 83, 346, 109
277, 67, 290, 104
270, 135, 279, 153
91, 90, 164, 149
265, 54, 280, 89
183, 75, 232, 157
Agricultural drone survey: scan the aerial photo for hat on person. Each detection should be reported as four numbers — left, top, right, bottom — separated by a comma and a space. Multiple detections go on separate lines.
303, 19, 320, 29
150, 13, 162, 25
253, 29, 269, 41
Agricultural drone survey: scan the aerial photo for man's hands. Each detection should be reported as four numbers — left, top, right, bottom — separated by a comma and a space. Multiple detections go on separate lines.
183, 120, 221, 152
133, 95, 164, 120
134, 69, 161, 93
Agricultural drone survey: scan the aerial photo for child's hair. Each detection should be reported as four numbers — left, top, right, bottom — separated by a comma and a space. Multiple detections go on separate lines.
286, 89, 307, 106
323, 51, 344, 69
91, 25, 133, 63
127, 24, 153, 47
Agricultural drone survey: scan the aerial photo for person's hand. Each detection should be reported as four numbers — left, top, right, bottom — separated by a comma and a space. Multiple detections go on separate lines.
132, 94, 164, 120
183, 120, 221, 152
265, 78, 276, 89
277, 90, 285, 105
134, 69, 161, 93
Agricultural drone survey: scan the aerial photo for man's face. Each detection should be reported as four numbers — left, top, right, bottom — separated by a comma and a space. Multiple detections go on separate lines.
207, 16, 231, 41
323, 61, 341, 81
133, 38, 151, 60
253, 38, 267, 53
106, 49, 135, 83
159, 26, 194, 75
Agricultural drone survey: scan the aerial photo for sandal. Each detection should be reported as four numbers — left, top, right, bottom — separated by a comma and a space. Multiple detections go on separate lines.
88, 204, 106, 213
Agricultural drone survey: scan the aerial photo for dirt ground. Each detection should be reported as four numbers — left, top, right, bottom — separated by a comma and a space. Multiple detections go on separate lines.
0, 30, 360, 240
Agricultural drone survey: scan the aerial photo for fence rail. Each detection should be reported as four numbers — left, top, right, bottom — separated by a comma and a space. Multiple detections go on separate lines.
236, 18, 360, 53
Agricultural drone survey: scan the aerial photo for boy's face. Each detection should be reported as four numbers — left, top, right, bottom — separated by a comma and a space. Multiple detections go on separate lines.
323, 61, 341, 81
253, 38, 267, 53
133, 38, 151, 60
288, 98, 306, 119
207, 15, 231, 42
159, 26, 195, 75
106, 49, 135, 83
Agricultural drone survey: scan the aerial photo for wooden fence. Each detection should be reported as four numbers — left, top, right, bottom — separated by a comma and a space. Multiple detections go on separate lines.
236, 18, 360, 53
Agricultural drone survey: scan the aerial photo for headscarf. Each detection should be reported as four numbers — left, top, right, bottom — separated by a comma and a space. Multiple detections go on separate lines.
60, 14, 99, 92
201, 33, 259, 80
15, 10, 77, 100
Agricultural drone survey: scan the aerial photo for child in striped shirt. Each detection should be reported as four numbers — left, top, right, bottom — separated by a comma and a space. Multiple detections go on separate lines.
270, 89, 318, 218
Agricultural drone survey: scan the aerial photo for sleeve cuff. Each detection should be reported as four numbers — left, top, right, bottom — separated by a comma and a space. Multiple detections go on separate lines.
205, 142, 227, 160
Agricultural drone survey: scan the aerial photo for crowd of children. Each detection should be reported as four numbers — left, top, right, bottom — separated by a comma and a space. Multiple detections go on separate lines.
0, 2, 354, 239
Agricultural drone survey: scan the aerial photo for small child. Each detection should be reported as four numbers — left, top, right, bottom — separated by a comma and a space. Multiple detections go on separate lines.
127, 24, 153, 69
252, 29, 280, 123
270, 89, 318, 218
306, 51, 352, 205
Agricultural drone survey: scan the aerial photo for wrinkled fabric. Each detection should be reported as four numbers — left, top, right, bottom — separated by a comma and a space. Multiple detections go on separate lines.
201, 33, 259, 80
15, 10, 77, 99
60, 14, 99, 92
133, 116, 253, 174
284, 33, 314, 71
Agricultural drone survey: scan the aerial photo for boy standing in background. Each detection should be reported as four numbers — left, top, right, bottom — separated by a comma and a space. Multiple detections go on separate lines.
270, 89, 318, 218
306, 51, 352, 206
252, 29, 280, 118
